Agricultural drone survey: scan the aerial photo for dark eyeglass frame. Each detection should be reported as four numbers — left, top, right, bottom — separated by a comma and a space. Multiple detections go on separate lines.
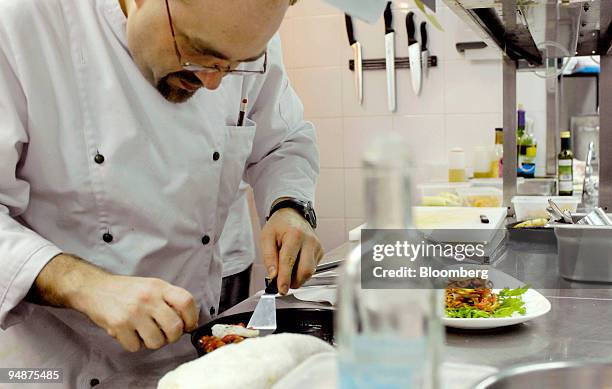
163, 0, 267, 75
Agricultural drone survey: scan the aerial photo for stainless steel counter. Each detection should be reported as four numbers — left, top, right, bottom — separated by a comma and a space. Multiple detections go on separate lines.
101, 237, 612, 387
225, 238, 612, 369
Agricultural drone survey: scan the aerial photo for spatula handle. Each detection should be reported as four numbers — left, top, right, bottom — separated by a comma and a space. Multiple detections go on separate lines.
265, 277, 278, 295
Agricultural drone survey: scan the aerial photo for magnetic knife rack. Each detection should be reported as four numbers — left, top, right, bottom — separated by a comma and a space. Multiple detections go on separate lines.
349, 56, 438, 71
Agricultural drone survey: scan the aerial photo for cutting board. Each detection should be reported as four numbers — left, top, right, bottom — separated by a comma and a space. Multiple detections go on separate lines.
349, 206, 507, 243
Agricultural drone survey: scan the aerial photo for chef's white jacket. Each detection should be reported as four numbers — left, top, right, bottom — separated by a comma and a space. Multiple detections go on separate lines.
0, 0, 318, 387
220, 182, 255, 278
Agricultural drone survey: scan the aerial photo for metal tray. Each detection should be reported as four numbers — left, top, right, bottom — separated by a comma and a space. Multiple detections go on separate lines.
506, 222, 557, 245
473, 361, 612, 389
190, 308, 334, 356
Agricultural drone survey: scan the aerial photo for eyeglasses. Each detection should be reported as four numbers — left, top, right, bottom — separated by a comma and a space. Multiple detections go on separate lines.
164, 0, 267, 76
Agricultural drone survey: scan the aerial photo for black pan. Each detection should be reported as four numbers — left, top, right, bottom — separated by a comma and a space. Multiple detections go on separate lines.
191, 308, 335, 356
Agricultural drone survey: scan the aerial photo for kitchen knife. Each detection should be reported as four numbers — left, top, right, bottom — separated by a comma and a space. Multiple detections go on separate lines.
247, 277, 278, 336
420, 21, 429, 78
345, 14, 363, 105
384, 2, 396, 112
406, 12, 422, 96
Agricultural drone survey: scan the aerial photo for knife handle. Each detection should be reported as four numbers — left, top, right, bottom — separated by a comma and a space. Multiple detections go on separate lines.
345, 14, 356, 46
384, 2, 394, 34
420, 22, 428, 51
406, 12, 415, 42
265, 277, 279, 295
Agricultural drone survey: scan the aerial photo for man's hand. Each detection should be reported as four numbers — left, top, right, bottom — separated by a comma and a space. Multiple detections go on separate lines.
30, 254, 199, 352
260, 208, 324, 295
78, 275, 199, 352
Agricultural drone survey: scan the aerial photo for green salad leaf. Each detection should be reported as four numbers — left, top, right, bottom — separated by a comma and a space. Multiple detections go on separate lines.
446, 285, 530, 319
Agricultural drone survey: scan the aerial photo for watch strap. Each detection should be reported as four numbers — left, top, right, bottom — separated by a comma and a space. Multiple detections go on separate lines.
267, 199, 317, 229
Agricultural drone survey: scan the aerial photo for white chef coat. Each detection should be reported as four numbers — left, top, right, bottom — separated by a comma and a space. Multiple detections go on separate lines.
0, 0, 318, 387
220, 182, 255, 278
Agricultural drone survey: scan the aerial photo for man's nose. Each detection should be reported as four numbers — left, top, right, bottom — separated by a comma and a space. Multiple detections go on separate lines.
195, 72, 224, 90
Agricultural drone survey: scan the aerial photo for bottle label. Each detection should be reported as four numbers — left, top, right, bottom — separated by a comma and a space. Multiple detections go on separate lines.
558, 160, 573, 181
559, 181, 573, 192
517, 162, 535, 176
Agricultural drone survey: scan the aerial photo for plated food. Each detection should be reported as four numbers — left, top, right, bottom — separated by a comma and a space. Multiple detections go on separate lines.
445, 278, 529, 319
442, 278, 551, 329
197, 324, 259, 353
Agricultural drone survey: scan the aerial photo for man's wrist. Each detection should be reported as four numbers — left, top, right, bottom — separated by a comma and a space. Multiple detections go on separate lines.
28, 253, 109, 313
268, 198, 317, 229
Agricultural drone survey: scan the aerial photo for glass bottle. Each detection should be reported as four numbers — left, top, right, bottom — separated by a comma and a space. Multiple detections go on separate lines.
494, 128, 503, 178
337, 135, 443, 389
518, 115, 537, 178
558, 131, 574, 196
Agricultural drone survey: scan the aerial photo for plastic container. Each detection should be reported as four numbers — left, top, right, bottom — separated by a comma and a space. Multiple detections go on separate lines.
457, 187, 503, 208
470, 178, 503, 189
473, 146, 495, 178
511, 196, 580, 221
448, 148, 467, 182
517, 178, 557, 196
417, 182, 470, 206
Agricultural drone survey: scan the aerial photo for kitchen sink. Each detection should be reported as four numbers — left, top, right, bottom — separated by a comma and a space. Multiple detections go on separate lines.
473, 361, 612, 389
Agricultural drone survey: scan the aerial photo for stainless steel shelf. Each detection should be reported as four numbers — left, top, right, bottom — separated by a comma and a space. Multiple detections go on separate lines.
443, 0, 612, 63
444, 0, 612, 212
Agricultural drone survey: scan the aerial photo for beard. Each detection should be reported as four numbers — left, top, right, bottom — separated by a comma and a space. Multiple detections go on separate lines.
157, 71, 202, 104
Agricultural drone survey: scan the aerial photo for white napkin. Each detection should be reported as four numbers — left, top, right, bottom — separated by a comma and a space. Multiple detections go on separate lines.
157, 334, 333, 389
290, 286, 337, 306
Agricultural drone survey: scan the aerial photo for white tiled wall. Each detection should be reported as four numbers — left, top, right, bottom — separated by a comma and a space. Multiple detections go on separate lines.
280, 0, 544, 251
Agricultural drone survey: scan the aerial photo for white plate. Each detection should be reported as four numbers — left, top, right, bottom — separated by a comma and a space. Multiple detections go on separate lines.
443, 288, 551, 329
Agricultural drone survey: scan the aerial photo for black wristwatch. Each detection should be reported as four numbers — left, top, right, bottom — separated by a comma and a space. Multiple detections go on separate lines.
267, 198, 317, 229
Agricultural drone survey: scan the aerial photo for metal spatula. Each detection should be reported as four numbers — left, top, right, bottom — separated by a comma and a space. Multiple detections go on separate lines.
247, 278, 278, 336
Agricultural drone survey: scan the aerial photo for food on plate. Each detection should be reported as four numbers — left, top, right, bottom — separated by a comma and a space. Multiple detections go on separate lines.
445, 278, 529, 318
158, 334, 334, 389
198, 324, 260, 353
513, 218, 548, 229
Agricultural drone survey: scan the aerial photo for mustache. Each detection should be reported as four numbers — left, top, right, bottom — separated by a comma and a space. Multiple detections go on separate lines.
156, 71, 202, 103
171, 70, 202, 86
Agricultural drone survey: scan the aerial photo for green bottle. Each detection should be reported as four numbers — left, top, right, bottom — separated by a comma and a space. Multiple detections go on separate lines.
558, 131, 573, 196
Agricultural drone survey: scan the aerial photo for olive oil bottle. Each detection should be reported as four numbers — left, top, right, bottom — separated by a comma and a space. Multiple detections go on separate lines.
558, 131, 573, 196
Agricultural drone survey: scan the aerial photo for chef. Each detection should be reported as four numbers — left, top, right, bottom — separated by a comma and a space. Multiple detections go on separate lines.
0, 0, 322, 386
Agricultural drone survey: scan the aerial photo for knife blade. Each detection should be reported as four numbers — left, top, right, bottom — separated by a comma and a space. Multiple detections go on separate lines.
345, 14, 363, 105
384, 2, 396, 112
406, 12, 422, 96
420, 21, 429, 78
247, 277, 278, 336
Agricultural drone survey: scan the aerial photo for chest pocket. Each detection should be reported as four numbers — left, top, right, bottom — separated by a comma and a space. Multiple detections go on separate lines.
216, 118, 256, 229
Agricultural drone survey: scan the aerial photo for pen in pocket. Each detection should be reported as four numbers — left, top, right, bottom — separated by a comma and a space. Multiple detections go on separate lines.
237, 98, 248, 126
